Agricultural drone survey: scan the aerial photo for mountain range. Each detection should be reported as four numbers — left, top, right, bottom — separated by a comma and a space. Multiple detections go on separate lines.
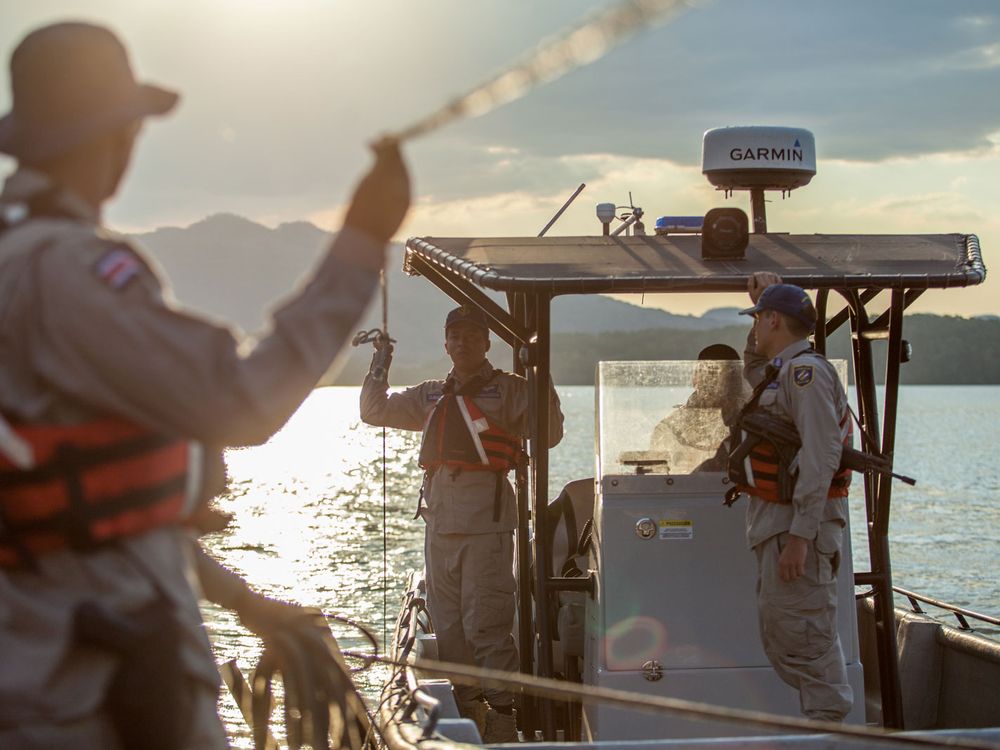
133, 214, 999, 385
133, 213, 744, 382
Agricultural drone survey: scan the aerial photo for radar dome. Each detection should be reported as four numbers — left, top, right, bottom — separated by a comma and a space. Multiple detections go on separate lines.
702, 126, 816, 191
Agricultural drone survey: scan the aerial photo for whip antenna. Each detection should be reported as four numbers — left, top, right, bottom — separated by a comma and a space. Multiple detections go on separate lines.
390, 0, 696, 142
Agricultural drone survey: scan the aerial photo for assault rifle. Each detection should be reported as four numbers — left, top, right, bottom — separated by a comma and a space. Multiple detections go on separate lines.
739, 412, 916, 487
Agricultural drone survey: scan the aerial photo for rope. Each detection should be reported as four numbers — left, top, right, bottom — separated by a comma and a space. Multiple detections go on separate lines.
247, 611, 378, 750
349, 652, 1000, 750
389, 0, 694, 142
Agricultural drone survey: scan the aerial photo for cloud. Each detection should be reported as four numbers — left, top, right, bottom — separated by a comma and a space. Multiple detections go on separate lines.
5, 0, 1000, 248
954, 42, 1000, 70
485, 145, 521, 155
444, 2, 1000, 166
955, 14, 995, 30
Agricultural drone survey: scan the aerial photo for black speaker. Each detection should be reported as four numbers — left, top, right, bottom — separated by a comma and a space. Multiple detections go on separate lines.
701, 207, 749, 260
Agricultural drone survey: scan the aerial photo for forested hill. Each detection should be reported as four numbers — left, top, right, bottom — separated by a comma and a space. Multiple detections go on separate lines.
133, 214, 998, 386
546, 315, 1000, 386
334, 314, 1000, 386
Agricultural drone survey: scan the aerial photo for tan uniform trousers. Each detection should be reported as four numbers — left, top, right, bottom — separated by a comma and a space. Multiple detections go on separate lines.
424, 530, 519, 708
754, 521, 853, 722
0, 680, 226, 750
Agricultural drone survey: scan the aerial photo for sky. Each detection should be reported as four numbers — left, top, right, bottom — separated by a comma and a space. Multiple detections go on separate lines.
1, 0, 998, 317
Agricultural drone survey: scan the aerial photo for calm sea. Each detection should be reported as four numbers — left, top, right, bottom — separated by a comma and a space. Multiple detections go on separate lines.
201, 385, 1000, 746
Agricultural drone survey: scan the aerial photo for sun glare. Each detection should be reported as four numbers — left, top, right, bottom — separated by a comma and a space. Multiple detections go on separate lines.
215, 388, 419, 602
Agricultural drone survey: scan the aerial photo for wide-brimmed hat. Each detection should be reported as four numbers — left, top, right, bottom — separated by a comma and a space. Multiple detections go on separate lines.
740, 283, 818, 331
0, 22, 179, 163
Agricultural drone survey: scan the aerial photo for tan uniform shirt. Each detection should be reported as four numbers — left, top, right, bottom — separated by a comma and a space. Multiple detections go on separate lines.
360, 359, 563, 534
743, 336, 850, 549
0, 168, 383, 723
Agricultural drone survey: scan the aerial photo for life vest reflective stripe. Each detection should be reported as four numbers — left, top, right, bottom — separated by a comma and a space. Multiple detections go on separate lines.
740, 412, 853, 503
418, 392, 521, 473
0, 416, 194, 567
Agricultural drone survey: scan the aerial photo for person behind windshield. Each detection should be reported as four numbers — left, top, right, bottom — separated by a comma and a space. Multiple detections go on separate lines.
0, 21, 409, 748
648, 343, 747, 472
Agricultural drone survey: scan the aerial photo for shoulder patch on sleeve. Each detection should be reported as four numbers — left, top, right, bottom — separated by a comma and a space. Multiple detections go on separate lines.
792, 364, 814, 388
94, 246, 141, 290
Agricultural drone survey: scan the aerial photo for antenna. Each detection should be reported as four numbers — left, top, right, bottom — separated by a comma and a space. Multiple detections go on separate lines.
610, 192, 644, 236
538, 183, 586, 237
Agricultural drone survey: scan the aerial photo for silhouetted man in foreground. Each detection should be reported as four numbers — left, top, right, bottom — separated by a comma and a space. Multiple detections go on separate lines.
0, 21, 409, 749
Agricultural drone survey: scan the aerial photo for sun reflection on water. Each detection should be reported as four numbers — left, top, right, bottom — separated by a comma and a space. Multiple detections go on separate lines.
202, 387, 426, 746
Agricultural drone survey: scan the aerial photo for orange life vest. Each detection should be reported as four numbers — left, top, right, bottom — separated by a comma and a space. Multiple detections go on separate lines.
738, 412, 853, 504
418, 374, 521, 474
0, 416, 192, 568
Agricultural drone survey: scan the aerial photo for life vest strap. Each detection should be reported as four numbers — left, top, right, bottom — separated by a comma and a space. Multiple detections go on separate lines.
1, 474, 187, 538
0, 431, 176, 488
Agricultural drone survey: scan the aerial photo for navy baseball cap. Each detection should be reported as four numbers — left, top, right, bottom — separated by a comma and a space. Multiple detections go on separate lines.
445, 305, 489, 331
740, 283, 817, 331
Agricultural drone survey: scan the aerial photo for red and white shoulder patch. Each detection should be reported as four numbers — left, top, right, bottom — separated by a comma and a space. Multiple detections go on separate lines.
94, 247, 141, 290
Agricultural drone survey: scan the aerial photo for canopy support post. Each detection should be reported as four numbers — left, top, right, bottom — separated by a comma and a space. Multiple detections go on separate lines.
844, 289, 904, 729
406, 255, 529, 347
527, 293, 556, 740
508, 291, 538, 735
814, 289, 829, 354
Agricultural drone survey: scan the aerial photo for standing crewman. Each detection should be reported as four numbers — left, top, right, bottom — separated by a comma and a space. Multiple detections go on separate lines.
0, 21, 409, 749
730, 272, 854, 722
360, 305, 563, 743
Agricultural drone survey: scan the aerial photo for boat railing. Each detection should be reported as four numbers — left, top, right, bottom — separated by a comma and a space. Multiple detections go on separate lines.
893, 586, 1000, 633
400, 679, 442, 741
380, 572, 451, 746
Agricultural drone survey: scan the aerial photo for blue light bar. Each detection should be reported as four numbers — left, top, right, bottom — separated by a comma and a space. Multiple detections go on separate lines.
655, 215, 703, 235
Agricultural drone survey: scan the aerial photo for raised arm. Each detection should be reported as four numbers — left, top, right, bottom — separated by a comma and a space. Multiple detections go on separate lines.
25, 144, 410, 447
359, 370, 432, 432
743, 271, 783, 387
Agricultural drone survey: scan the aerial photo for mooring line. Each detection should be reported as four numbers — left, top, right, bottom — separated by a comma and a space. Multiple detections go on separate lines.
390, 0, 697, 143
352, 652, 1000, 750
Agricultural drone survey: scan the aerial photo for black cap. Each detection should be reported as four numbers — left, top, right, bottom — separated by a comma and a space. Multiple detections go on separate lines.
445, 305, 489, 331
697, 343, 740, 361
740, 283, 818, 332
0, 22, 179, 162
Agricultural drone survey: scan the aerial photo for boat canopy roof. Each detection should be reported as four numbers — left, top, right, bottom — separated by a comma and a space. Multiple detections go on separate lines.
404, 233, 985, 295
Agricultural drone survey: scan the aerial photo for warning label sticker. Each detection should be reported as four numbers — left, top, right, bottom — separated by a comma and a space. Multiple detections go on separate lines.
658, 519, 693, 540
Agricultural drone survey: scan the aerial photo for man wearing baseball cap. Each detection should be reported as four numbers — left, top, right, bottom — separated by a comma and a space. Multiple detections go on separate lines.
360, 305, 563, 742
0, 21, 409, 748
728, 272, 854, 722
